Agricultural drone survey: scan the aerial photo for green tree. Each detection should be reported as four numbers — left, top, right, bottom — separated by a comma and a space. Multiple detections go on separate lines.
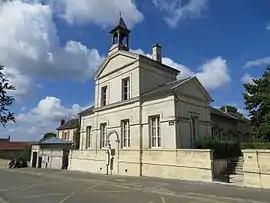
41, 132, 57, 140
22, 144, 31, 161
220, 105, 243, 116
243, 67, 270, 141
0, 65, 16, 127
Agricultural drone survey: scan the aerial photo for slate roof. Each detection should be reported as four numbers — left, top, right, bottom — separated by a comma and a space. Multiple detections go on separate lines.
110, 16, 131, 33
142, 77, 192, 98
227, 112, 250, 122
56, 118, 78, 131
78, 106, 94, 117
38, 137, 72, 145
210, 106, 250, 122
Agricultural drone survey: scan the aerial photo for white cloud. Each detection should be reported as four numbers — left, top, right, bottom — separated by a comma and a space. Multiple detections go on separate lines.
244, 56, 270, 68
153, 0, 208, 27
8, 96, 87, 141
266, 23, 270, 31
48, 0, 143, 28
195, 57, 231, 90
0, 0, 104, 98
241, 73, 255, 85
132, 49, 230, 91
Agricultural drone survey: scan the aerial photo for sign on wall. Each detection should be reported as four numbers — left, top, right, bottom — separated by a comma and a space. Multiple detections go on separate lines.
169, 121, 175, 126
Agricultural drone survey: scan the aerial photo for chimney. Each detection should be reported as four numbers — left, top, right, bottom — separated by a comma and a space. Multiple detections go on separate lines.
152, 43, 162, 63
224, 106, 228, 113
60, 119, 65, 126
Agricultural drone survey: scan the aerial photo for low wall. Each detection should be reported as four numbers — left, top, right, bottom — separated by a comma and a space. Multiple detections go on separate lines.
0, 158, 9, 168
142, 149, 213, 182
69, 149, 213, 182
69, 150, 107, 174
242, 149, 270, 189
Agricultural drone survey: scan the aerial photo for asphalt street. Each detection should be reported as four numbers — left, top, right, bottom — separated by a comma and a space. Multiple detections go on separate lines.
0, 168, 269, 203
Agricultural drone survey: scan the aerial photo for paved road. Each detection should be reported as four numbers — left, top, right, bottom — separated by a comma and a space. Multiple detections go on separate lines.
0, 168, 269, 203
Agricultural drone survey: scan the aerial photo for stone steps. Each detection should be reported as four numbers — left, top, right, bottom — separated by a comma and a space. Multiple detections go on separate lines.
228, 157, 244, 175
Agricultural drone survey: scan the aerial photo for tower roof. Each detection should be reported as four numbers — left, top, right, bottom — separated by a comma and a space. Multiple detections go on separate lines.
110, 13, 131, 34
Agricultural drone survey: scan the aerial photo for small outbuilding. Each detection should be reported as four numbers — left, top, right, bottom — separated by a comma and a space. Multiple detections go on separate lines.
30, 137, 72, 170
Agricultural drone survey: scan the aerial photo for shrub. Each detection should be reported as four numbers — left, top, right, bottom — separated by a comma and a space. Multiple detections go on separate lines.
196, 138, 242, 159
240, 142, 270, 149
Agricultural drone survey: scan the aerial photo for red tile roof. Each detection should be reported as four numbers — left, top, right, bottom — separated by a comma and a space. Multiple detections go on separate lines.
0, 142, 32, 151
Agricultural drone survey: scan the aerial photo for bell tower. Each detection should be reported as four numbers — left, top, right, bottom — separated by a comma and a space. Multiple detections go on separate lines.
108, 12, 131, 55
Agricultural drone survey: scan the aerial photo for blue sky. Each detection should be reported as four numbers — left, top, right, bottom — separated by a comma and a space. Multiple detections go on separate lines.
1, 0, 270, 141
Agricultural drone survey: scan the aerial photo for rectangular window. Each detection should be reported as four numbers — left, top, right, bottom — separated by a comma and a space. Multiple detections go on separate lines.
149, 115, 161, 148
211, 127, 216, 139
121, 120, 130, 148
190, 115, 199, 148
100, 123, 107, 148
101, 86, 107, 106
122, 77, 130, 100
64, 132, 68, 140
85, 126, 91, 149
73, 129, 76, 145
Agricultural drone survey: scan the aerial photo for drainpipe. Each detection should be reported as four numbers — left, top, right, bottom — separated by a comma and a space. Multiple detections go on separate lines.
139, 99, 143, 176
256, 150, 262, 189
95, 111, 98, 156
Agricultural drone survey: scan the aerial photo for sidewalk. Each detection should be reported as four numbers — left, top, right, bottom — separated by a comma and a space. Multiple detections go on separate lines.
6, 168, 270, 203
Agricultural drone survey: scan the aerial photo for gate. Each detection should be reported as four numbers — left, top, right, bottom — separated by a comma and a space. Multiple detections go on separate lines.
61, 149, 69, 169
31, 152, 37, 168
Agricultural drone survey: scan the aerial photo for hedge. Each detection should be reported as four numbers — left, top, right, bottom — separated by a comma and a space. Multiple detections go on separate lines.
240, 142, 270, 149
196, 138, 242, 159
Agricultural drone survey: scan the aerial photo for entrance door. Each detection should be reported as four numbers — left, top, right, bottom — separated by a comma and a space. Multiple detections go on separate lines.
37, 156, 42, 168
61, 149, 69, 170
108, 132, 119, 175
32, 152, 37, 168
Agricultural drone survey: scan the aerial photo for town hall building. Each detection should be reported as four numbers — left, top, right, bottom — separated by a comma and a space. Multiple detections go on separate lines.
66, 16, 215, 181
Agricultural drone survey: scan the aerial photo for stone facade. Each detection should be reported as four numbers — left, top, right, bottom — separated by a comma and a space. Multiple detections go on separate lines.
57, 119, 78, 145
67, 16, 215, 182
210, 107, 251, 142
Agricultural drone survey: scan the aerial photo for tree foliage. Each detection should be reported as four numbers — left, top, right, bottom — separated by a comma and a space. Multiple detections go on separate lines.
22, 144, 31, 161
243, 67, 270, 141
0, 65, 16, 127
42, 132, 57, 140
220, 105, 243, 116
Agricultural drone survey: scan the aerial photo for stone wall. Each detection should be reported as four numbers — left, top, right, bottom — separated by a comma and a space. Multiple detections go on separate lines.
69, 149, 213, 182
0, 158, 9, 168
142, 149, 213, 182
242, 149, 270, 189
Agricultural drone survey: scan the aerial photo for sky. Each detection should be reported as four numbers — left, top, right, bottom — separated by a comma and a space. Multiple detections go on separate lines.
1, 0, 270, 141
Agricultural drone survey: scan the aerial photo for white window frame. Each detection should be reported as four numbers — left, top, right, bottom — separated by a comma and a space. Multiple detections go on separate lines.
100, 123, 107, 148
85, 126, 91, 149
122, 77, 130, 101
101, 86, 107, 106
149, 115, 161, 148
121, 119, 130, 148
190, 115, 199, 148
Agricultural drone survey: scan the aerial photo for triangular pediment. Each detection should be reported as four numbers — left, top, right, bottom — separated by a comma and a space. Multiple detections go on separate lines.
174, 76, 213, 103
94, 51, 138, 79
